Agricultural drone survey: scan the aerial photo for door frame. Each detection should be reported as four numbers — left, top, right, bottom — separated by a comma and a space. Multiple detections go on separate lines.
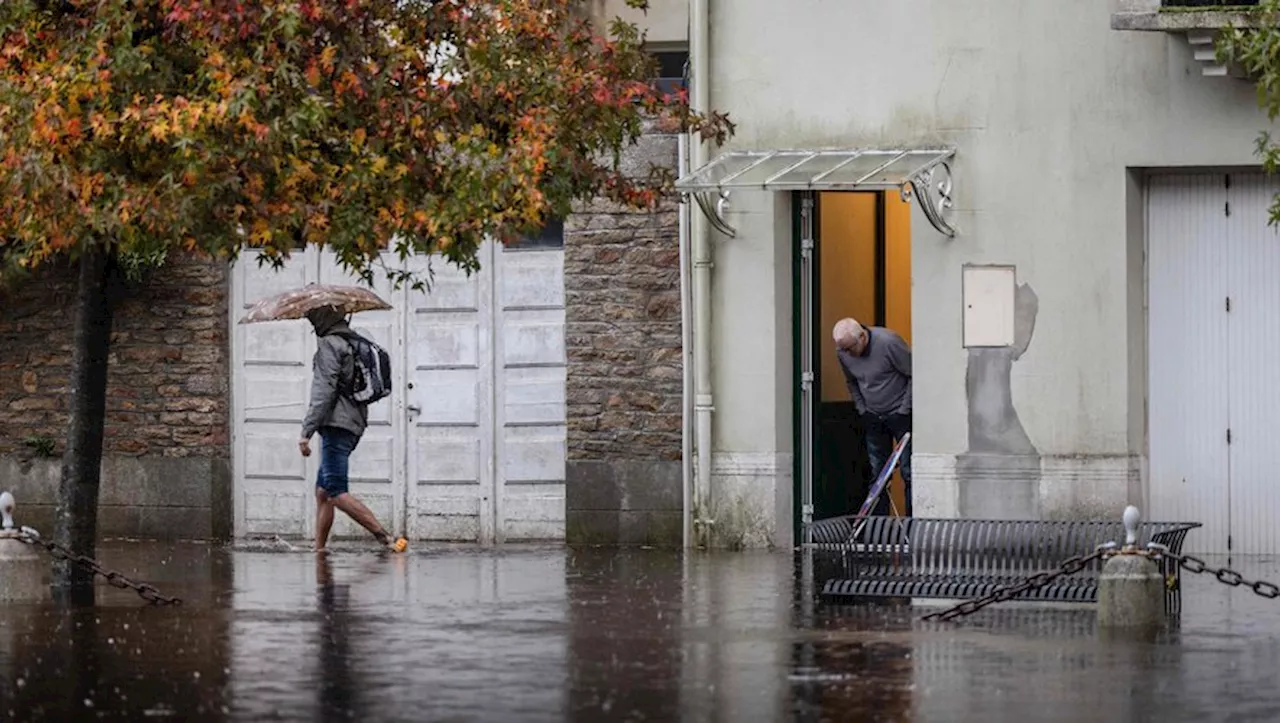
791, 190, 892, 544
792, 191, 817, 544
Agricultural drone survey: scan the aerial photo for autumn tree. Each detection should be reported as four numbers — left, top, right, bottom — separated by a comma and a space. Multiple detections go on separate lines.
0, 0, 731, 596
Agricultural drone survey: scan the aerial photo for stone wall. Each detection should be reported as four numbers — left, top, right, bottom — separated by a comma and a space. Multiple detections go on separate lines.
0, 253, 232, 540
565, 128, 685, 546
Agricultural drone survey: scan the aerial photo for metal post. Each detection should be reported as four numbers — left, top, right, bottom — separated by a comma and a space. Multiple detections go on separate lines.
0, 491, 13, 529
0, 492, 51, 603
1097, 505, 1165, 629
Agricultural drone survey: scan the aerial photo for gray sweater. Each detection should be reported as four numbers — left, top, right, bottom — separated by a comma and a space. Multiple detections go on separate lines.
836, 326, 912, 416
301, 321, 370, 439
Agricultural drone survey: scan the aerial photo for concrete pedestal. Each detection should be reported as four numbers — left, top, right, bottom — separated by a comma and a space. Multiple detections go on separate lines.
1097, 553, 1164, 629
0, 537, 50, 603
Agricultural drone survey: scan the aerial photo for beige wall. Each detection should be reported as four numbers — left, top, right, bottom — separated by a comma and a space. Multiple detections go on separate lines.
583, 0, 688, 46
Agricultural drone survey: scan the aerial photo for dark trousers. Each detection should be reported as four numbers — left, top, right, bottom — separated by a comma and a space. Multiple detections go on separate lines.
864, 412, 913, 517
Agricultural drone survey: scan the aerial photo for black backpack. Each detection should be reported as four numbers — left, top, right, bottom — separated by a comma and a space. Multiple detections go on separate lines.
333, 330, 392, 405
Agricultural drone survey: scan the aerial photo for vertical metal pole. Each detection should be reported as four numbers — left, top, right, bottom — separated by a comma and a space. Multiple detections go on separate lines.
678, 135, 694, 550
690, 0, 714, 549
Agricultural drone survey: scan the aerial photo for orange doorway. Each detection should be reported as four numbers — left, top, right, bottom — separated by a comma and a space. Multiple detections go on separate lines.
810, 190, 912, 519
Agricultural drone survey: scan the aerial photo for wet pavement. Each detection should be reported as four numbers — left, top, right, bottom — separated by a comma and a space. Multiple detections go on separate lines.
1, 542, 1280, 722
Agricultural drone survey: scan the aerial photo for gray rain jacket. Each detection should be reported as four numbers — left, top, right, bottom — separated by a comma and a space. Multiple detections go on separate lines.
301, 315, 369, 440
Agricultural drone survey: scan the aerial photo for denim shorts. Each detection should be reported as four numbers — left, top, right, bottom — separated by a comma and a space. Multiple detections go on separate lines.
316, 427, 360, 498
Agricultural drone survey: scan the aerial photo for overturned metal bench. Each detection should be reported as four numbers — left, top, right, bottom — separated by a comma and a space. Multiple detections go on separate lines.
806, 515, 1202, 614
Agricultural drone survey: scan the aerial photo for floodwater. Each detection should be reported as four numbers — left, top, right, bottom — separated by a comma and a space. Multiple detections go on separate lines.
1, 542, 1280, 722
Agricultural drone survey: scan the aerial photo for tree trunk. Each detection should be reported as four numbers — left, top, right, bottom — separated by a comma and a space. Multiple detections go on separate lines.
53, 245, 115, 601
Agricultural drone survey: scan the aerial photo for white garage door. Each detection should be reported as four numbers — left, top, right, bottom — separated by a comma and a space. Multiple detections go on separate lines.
231, 241, 566, 543
1148, 172, 1280, 555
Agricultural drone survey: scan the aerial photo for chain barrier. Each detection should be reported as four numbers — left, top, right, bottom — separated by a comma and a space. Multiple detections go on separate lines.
15, 526, 182, 606
920, 548, 1109, 622
1146, 542, 1280, 600
922, 539, 1280, 622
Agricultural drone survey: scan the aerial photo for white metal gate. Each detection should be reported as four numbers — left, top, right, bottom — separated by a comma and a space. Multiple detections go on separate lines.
1148, 172, 1280, 555
231, 242, 566, 543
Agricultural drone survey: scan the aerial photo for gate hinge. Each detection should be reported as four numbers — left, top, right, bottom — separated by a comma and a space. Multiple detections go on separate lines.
1226, 296, 1231, 312
1226, 201, 1231, 217
1227, 428, 1232, 444
802, 503, 814, 521
800, 371, 814, 390
801, 236, 814, 252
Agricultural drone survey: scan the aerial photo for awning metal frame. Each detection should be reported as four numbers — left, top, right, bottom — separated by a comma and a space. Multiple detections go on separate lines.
677, 148, 957, 239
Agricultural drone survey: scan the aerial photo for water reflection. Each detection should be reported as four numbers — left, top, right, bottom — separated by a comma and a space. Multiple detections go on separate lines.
790, 602, 915, 722
0, 542, 232, 720
2, 544, 1280, 720
315, 554, 355, 722
565, 548, 684, 721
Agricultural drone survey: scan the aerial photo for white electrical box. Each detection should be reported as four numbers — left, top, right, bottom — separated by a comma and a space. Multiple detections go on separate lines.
962, 265, 1016, 348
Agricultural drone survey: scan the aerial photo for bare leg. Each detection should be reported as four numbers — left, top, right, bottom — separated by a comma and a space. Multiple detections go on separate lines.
332, 493, 392, 543
315, 489, 337, 551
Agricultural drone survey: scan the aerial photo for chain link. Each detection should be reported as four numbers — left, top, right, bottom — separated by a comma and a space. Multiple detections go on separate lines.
920, 549, 1107, 622
17, 527, 181, 606
1148, 544, 1280, 601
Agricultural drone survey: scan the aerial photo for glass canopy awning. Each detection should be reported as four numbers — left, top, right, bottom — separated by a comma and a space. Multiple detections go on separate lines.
676, 148, 957, 238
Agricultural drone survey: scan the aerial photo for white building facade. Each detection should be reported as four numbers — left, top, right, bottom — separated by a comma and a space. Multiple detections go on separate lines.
678, 0, 1280, 555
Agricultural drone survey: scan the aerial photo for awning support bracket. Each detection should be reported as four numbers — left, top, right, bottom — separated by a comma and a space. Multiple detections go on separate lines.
691, 189, 738, 238
903, 160, 956, 238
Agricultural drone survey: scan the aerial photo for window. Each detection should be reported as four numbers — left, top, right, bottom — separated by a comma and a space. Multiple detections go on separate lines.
506, 216, 564, 251
651, 50, 688, 95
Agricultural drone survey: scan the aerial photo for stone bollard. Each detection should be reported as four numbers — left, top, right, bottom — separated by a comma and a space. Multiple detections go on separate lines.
1097, 505, 1164, 629
0, 492, 50, 603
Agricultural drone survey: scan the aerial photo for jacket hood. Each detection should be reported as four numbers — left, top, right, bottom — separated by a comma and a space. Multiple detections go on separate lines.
306, 306, 348, 336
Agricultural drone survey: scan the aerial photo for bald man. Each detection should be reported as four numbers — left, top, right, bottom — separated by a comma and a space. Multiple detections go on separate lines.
833, 318, 913, 517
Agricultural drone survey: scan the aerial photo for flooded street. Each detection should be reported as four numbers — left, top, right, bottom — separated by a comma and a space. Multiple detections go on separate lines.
1, 543, 1280, 721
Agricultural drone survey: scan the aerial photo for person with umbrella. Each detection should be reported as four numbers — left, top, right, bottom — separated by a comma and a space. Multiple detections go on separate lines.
241, 284, 408, 553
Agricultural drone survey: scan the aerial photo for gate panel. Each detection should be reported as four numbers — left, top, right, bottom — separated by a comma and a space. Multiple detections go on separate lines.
318, 251, 407, 538
404, 247, 496, 542
1147, 174, 1230, 554
1226, 172, 1280, 555
233, 251, 320, 537
494, 244, 567, 541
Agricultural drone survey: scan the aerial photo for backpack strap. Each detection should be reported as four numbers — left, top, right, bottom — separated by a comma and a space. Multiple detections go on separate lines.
329, 329, 375, 357
325, 330, 367, 395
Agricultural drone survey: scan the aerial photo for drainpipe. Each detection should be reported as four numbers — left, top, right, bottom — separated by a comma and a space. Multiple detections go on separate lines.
678, 134, 694, 550
690, 0, 713, 548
